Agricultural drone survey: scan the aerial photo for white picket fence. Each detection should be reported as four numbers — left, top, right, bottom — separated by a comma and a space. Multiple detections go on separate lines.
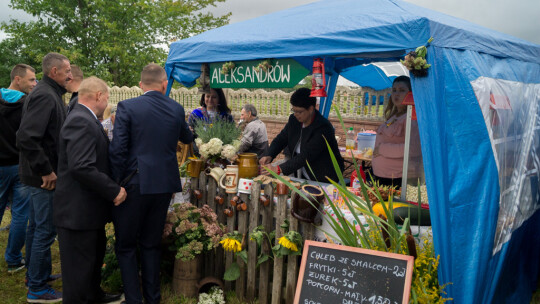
74, 86, 390, 121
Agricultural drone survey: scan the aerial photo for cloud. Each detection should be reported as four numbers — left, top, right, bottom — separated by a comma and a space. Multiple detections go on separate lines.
1, 0, 538, 44
206, 0, 539, 44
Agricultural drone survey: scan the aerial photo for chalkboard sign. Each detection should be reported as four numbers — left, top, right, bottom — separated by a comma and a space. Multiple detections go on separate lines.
294, 241, 414, 304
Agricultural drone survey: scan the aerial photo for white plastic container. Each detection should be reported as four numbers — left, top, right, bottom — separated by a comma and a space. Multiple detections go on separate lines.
356, 132, 376, 152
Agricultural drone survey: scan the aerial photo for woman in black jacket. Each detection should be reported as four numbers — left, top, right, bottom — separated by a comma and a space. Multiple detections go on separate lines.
260, 88, 344, 182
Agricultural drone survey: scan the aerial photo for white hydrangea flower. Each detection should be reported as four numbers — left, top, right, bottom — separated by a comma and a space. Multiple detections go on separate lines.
195, 138, 203, 147
207, 138, 223, 156
221, 144, 237, 160
232, 139, 241, 150
199, 143, 211, 160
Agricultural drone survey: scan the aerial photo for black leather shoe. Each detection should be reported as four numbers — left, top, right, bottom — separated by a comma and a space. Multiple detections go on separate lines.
97, 293, 122, 303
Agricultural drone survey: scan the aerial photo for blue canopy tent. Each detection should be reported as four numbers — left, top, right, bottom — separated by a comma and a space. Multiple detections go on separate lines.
165, 0, 540, 302
341, 62, 410, 90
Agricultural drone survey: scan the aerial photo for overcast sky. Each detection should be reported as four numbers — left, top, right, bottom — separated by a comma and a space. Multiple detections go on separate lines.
1, 0, 539, 44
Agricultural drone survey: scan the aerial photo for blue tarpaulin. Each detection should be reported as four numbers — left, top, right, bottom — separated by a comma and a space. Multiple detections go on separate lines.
165, 0, 540, 302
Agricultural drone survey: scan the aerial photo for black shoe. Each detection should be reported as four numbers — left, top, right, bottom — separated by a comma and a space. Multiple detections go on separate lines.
97, 293, 122, 303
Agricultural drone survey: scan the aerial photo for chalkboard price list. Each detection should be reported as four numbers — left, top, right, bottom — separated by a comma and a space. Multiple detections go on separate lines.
295, 241, 413, 304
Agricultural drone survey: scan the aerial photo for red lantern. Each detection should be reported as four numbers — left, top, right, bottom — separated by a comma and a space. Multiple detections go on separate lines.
310, 58, 327, 97
402, 91, 417, 121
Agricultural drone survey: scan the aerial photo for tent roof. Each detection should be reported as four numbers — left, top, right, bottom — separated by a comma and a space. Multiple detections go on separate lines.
166, 0, 540, 86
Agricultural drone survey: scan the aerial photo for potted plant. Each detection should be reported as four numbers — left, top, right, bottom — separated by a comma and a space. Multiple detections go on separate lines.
193, 117, 242, 168
162, 202, 226, 297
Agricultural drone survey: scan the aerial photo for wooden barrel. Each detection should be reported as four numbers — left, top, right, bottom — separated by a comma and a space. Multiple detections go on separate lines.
172, 255, 202, 298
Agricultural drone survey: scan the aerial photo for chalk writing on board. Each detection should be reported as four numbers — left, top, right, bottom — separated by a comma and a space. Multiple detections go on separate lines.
294, 241, 413, 304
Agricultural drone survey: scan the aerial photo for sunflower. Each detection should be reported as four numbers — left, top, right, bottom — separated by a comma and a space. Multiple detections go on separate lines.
220, 237, 242, 253
278, 236, 298, 252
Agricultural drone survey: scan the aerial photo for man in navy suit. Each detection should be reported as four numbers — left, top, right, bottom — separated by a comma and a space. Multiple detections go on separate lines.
109, 63, 193, 304
54, 76, 126, 303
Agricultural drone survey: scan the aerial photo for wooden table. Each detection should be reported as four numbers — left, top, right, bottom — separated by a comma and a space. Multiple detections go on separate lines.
340, 149, 372, 162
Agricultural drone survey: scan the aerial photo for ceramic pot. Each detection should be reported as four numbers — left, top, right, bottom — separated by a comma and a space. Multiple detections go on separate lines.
218, 165, 239, 194
237, 153, 259, 178
205, 167, 225, 183
187, 158, 204, 178
276, 182, 289, 195
224, 207, 234, 217
259, 194, 270, 207
215, 195, 225, 205
291, 185, 325, 223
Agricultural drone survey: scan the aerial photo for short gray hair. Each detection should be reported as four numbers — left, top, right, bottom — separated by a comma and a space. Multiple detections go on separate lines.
242, 104, 257, 117
42, 52, 69, 76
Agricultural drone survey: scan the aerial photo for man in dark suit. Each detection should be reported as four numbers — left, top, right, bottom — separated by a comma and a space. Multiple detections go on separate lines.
54, 77, 126, 303
109, 63, 193, 304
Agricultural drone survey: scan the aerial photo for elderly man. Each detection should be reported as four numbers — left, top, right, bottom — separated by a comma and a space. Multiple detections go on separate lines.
0, 64, 36, 273
238, 104, 269, 158
54, 77, 125, 304
17, 52, 72, 302
109, 63, 193, 304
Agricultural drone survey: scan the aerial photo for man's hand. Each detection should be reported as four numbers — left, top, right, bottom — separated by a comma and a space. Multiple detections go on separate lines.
259, 156, 272, 166
113, 187, 127, 206
41, 172, 57, 190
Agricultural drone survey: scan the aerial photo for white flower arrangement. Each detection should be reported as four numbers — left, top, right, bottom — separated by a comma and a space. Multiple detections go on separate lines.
220, 144, 237, 160
198, 286, 225, 304
193, 118, 242, 162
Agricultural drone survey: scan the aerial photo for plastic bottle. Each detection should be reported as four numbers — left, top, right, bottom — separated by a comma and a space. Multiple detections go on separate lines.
346, 127, 355, 150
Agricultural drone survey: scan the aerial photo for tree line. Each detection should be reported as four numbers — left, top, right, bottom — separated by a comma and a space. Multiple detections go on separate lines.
0, 0, 230, 88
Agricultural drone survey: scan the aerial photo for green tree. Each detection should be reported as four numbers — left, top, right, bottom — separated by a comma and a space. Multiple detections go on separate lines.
0, 0, 230, 86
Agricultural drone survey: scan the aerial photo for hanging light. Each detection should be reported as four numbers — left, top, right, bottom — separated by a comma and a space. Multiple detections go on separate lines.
402, 92, 416, 120
310, 58, 327, 97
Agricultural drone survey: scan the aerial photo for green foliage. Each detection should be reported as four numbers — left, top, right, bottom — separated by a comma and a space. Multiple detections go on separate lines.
0, 0, 230, 86
193, 117, 241, 146
163, 203, 226, 261
101, 232, 123, 292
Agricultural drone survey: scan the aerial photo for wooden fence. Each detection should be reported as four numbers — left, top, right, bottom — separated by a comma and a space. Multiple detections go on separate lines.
189, 172, 316, 304
88, 86, 390, 121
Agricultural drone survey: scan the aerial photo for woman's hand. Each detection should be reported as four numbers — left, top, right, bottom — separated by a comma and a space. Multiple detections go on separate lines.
261, 164, 279, 176
259, 156, 272, 165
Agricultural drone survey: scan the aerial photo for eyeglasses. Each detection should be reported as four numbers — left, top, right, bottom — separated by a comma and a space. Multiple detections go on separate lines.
290, 107, 307, 115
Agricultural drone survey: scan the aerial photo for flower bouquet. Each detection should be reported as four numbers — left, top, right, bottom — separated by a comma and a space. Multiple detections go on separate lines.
163, 202, 226, 261
193, 118, 242, 166
400, 37, 434, 77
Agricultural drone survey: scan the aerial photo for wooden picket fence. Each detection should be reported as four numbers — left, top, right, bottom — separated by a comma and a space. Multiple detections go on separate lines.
188, 172, 317, 304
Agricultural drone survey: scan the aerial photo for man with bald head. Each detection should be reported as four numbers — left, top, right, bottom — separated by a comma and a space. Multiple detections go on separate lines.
54, 76, 125, 303
17, 52, 72, 302
109, 63, 193, 304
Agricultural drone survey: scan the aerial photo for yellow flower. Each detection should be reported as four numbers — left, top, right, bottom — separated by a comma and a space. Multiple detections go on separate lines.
278, 236, 298, 252
220, 238, 242, 253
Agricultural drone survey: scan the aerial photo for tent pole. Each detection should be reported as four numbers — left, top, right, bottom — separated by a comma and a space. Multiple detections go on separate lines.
321, 73, 339, 118
400, 105, 413, 200
166, 73, 175, 96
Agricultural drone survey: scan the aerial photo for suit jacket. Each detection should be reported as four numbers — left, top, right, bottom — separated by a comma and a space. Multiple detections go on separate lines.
109, 91, 193, 194
263, 110, 344, 182
54, 104, 120, 230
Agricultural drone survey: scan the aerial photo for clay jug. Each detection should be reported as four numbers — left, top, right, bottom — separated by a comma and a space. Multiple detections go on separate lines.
291, 185, 325, 223
237, 153, 259, 178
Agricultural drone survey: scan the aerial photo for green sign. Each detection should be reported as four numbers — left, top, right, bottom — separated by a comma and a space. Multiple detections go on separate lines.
209, 59, 309, 88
